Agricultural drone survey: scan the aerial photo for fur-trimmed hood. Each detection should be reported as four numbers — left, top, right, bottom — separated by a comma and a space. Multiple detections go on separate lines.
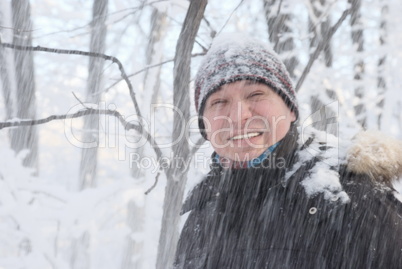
346, 130, 402, 184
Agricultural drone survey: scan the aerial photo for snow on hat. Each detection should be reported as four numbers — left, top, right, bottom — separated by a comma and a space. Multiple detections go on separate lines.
195, 33, 299, 138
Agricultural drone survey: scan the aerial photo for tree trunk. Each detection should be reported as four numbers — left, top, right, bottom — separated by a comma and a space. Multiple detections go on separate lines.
349, 0, 366, 127
0, 48, 14, 120
308, 0, 333, 67
0, 2, 15, 121
72, 1, 108, 268
131, 8, 167, 180
156, 1, 207, 268
123, 7, 168, 269
308, 0, 337, 135
377, 1, 388, 128
70, 231, 90, 269
11, 0, 39, 170
79, 0, 108, 189
263, 0, 299, 78
121, 200, 145, 269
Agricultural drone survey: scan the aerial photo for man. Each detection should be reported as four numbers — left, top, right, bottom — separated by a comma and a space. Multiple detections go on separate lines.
174, 33, 402, 268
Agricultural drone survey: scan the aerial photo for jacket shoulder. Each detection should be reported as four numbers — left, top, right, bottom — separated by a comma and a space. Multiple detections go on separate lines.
181, 172, 220, 215
291, 128, 402, 204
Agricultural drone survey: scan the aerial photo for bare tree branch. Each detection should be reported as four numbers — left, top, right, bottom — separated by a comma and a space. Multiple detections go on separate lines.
34, 1, 168, 40
201, 17, 217, 39
146, 137, 206, 196
72, 92, 88, 108
0, 42, 143, 119
179, 136, 206, 176
0, 108, 162, 160
0, 108, 135, 129
295, 8, 352, 92
105, 52, 206, 93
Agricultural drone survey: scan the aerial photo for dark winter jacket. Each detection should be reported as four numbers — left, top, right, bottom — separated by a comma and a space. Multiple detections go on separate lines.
173, 128, 402, 269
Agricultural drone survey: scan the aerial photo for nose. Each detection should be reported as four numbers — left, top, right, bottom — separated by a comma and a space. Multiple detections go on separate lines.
229, 100, 252, 126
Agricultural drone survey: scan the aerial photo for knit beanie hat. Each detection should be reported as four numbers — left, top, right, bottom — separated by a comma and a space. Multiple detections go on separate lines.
195, 33, 299, 139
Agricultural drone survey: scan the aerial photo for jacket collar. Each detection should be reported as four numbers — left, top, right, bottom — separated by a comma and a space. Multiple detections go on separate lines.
212, 142, 281, 169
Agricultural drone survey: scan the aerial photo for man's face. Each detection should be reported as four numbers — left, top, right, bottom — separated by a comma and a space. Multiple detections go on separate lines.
203, 80, 296, 162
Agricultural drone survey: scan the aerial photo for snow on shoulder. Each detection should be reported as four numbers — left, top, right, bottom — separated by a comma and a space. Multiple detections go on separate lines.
289, 128, 402, 204
287, 127, 351, 204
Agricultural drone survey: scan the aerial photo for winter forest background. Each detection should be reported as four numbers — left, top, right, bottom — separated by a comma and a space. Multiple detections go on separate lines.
0, 0, 401, 268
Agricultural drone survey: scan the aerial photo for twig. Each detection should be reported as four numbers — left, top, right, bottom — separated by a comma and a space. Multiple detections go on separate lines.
202, 17, 217, 38
194, 39, 208, 53
28, 190, 67, 203
0, 25, 37, 32
105, 52, 206, 93
217, 0, 245, 36
106, 58, 174, 92
0, 43, 143, 119
295, 8, 352, 92
72, 92, 88, 108
144, 170, 161, 195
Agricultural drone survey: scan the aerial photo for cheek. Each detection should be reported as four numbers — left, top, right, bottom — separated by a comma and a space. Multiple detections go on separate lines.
257, 102, 290, 118
204, 116, 224, 141
253, 103, 275, 119
253, 103, 294, 129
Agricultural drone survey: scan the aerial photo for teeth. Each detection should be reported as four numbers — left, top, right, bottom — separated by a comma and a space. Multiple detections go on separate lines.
231, 132, 261, 140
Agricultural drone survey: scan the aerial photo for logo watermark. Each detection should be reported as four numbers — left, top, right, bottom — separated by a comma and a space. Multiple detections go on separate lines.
63, 101, 339, 165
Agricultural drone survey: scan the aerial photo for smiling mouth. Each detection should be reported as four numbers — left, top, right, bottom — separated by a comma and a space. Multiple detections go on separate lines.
230, 132, 263, 141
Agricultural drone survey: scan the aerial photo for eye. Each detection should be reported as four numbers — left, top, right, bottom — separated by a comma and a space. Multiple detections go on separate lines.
210, 99, 227, 107
248, 91, 264, 99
